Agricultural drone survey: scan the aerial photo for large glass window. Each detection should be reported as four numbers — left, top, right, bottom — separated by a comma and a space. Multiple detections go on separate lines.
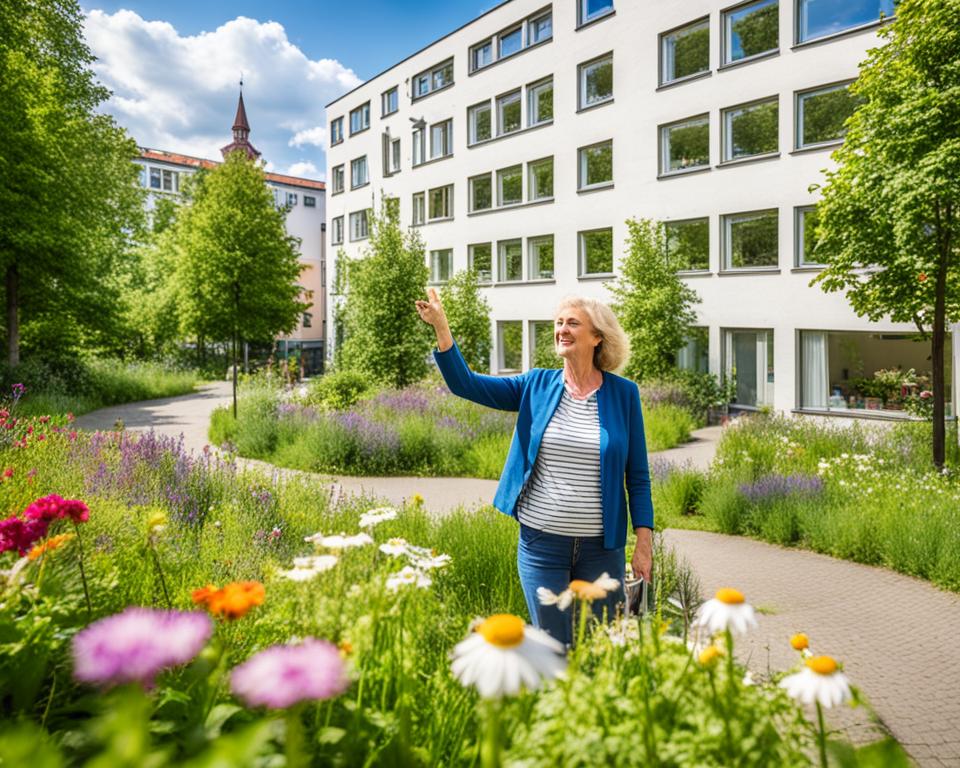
471, 41, 493, 72
499, 25, 522, 58
723, 98, 779, 161
499, 321, 523, 372
381, 87, 398, 116
660, 115, 710, 174
430, 249, 453, 284
530, 321, 562, 369
678, 328, 710, 373
798, 0, 895, 43
723, 209, 779, 269
796, 83, 861, 148
528, 78, 554, 126
413, 59, 453, 99
579, 141, 614, 189
666, 218, 710, 271
331, 216, 343, 245
723, 0, 779, 64
497, 165, 523, 206
579, 228, 614, 275
497, 90, 522, 135
350, 156, 368, 188
331, 165, 344, 194
330, 117, 344, 145
528, 235, 555, 279
469, 173, 493, 212
349, 210, 369, 241
660, 18, 710, 85
529, 11, 553, 43
349, 102, 370, 134
428, 185, 453, 220
498, 239, 523, 282
579, 54, 614, 110
430, 119, 453, 160
725, 329, 774, 407
528, 157, 554, 200
468, 102, 492, 144
412, 192, 425, 225
469, 243, 493, 282
579, 0, 614, 26
795, 206, 822, 266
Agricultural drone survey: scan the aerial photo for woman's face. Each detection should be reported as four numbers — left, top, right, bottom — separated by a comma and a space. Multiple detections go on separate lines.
554, 306, 601, 365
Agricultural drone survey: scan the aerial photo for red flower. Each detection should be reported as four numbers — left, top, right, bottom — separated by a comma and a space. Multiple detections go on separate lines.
69, 431, 78, 441
67, 413, 75, 422
0, 515, 50, 555
919, 273, 928, 282
37, 434, 45, 442
39, 416, 50, 424
2, 468, 12, 480
23, 494, 90, 524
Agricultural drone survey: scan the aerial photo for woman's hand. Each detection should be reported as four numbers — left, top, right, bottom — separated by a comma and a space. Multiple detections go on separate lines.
631, 527, 653, 583
415, 288, 453, 351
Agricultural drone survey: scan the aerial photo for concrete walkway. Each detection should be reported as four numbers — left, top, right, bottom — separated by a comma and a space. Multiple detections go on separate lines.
74, 388, 960, 766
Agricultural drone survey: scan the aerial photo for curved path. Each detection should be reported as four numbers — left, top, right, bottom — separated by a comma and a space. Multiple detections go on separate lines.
75, 386, 960, 767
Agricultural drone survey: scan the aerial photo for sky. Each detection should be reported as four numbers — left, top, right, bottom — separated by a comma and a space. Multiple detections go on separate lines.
81, 1, 502, 179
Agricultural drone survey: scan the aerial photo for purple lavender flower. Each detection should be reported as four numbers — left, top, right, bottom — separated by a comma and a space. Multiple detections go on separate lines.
230, 638, 349, 708
739, 474, 824, 503
72, 607, 212, 687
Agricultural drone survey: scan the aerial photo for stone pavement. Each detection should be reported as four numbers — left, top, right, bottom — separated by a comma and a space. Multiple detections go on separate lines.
74, 387, 960, 766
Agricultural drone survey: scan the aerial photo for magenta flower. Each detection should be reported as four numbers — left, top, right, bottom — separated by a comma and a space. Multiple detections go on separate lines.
24, 494, 90, 524
230, 638, 348, 708
72, 607, 212, 687
0, 514, 49, 555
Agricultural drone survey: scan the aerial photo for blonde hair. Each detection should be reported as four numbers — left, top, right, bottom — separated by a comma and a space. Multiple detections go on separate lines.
554, 296, 631, 373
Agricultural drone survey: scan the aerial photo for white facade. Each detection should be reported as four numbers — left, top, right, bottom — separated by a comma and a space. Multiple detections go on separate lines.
326, 0, 950, 418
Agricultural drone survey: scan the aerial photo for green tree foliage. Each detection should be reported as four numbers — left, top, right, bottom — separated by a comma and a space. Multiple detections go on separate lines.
812, 0, 960, 468
731, 1, 778, 58
532, 321, 562, 369
338, 205, 433, 388
440, 270, 492, 372
0, 0, 145, 365
670, 24, 709, 79
610, 219, 700, 381
728, 100, 778, 158
173, 152, 306, 414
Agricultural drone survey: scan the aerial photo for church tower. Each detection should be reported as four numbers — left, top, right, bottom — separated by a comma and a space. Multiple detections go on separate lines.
220, 84, 261, 160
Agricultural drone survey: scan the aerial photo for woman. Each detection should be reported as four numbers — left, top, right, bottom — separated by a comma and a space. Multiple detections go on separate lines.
415, 289, 653, 645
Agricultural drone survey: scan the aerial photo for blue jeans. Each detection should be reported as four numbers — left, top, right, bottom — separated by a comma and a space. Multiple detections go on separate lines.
517, 523, 626, 646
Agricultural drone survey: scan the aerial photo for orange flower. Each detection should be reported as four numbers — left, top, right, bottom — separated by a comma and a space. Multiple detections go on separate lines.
28, 533, 75, 560
919, 273, 928, 282
192, 581, 265, 620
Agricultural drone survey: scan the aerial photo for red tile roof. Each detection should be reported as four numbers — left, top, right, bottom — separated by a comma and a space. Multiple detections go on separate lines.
139, 148, 325, 191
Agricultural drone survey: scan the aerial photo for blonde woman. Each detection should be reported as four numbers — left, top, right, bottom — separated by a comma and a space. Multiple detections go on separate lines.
416, 290, 653, 645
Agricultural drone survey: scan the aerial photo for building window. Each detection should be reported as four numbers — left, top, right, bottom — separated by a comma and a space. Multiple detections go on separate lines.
349, 209, 369, 241
725, 329, 774, 407
331, 216, 343, 245
430, 249, 453, 283
528, 157, 554, 200
527, 78, 553, 126
330, 117, 344, 145
149, 167, 179, 192
579, 228, 614, 275
428, 185, 453, 220
796, 83, 861, 149
470, 10, 553, 73
678, 328, 709, 373
660, 116, 711, 175
286, 192, 298, 206
529, 10, 552, 43
471, 40, 493, 72
468, 101, 492, 144
797, 0, 894, 43
469, 173, 493, 212
795, 206, 822, 266
578, 140, 613, 189
349, 102, 370, 134
499, 25, 523, 58
497, 165, 523, 206
530, 321, 561, 369
430, 119, 453, 160
304, 195, 316, 207
660, 17, 710, 85
498, 239, 523, 282
350, 156, 368, 188
382, 86, 399, 116
497, 90, 522, 135
498, 321, 523, 372
722, 98, 778, 161
723, 0, 779, 65
332, 165, 344, 194
412, 125, 426, 166
528, 235, 554, 279
413, 58, 454, 99
389, 138, 401, 173
412, 192, 425, 225
302, 312, 312, 328
666, 218, 710, 271
723, 209, 779, 269
579, 0, 614, 26
469, 243, 493, 282
579, 54, 613, 110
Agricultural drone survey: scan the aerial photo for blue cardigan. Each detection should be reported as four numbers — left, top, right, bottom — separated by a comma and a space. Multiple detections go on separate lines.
434, 343, 654, 549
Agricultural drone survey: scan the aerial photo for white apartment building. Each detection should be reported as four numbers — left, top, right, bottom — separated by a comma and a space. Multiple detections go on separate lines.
326, 0, 954, 418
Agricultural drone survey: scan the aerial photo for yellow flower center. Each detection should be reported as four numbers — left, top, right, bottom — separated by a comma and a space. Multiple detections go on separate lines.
715, 587, 745, 605
569, 580, 606, 601
699, 645, 723, 666
790, 633, 809, 651
806, 655, 839, 676
478, 614, 525, 648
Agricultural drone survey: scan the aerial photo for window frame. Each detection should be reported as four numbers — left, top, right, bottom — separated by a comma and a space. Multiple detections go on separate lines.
721, 96, 780, 162
721, 0, 780, 66
665, 217, 711, 272
381, 86, 399, 117
794, 81, 857, 150
578, 52, 614, 111
331, 215, 344, 245
794, 205, 823, 267
498, 24, 523, 59
498, 320, 524, 373
470, 39, 493, 72
497, 239, 523, 283
350, 155, 368, 189
330, 117, 344, 146
468, 242, 493, 283
496, 164, 523, 207
527, 77, 554, 127
412, 192, 425, 226
389, 137, 401, 174
578, 227, 615, 277
349, 102, 370, 135
468, 100, 493, 145
469, 7, 553, 74
723, 328, 775, 408
659, 15, 711, 86
331, 164, 345, 194
412, 125, 426, 166
427, 184, 454, 221
429, 118, 453, 160
412, 58, 454, 100
659, 114, 710, 176
469, 172, 493, 212
578, 139, 614, 191
349, 209, 369, 242
527, 156, 554, 201
429, 248, 454, 284
578, 0, 615, 27
304, 195, 316, 208
721, 208, 780, 271
795, 0, 895, 44
527, 234, 555, 280
496, 89, 522, 136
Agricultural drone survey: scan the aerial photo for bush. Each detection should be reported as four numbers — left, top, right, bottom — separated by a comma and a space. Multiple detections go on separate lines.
644, 403, 696, 451
307, 369, 373, 411
641, 370, 734, 426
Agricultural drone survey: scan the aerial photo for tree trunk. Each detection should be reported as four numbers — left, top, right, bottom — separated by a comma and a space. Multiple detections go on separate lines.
6, 263, 18, 368
932, 205, 950, 469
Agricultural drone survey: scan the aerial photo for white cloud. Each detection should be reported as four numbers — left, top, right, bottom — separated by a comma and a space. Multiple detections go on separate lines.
83, 10, 361, 175
286, 161, 320, 178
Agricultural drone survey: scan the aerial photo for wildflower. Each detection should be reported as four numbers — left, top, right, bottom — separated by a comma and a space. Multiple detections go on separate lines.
278, 554, 339, 581
537, 573, 620, 611
698, 645, 724, 667
386, 565, 432, 591
379, 537, 409, 556
230, 638, 349, 708
358, 507, 398, 528
147, 510, 167, 534
192, 581, 265, 620
692, 587, 757, 636
72, 607, 212, 688
790, 633, 810, 651
779, 655, 852, 708
2, 468, 12, 480
451, 614, 566, 698
410, 493, 425, 508
28, 533, 75, 561
918, 272, 928, 282
305, 531, 373, 549
0, 514, 49, 555
23, 494, 90, 524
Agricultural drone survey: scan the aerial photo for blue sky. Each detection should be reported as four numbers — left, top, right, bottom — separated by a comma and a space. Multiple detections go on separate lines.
82, 1, 500, 178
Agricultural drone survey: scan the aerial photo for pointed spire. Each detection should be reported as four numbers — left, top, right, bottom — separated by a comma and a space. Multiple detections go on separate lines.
221, 78, 260, 160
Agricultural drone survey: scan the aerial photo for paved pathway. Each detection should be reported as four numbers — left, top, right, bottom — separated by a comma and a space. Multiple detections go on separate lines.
74, 388, 960, 766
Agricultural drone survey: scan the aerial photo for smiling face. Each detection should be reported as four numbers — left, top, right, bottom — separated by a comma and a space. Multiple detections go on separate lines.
554, 305, 602, 366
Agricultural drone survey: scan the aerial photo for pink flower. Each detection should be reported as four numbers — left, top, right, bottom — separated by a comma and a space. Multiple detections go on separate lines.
72, 608, 212, 688
0, 515, 50, 555
920, 390, 933, 399
230, 638, 348, 708
2, 468, 13, 479
23, 494, 90, 524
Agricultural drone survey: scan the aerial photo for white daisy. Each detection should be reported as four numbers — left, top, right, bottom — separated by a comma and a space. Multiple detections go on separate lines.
451, 614, 566, 698
692, 587, 757, 636
379, 538, 409, 556
409, 553, 452, 570
385, 566, 432, 591
359, 507, 399, 528
304, 532, 374, 550
292, 555, 339, 572
536, 573, 621, 612
779, 655, 852, 708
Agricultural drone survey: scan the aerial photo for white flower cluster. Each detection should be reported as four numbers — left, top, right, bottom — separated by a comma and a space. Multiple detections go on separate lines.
379, 537, 452, 591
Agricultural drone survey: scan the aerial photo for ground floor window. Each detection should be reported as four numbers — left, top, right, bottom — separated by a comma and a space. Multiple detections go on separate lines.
529, 320, 561, 369
498, 321, 523, 372
799, 330, 952, 416
677, 327, 709, 373
724, 329, 774, 408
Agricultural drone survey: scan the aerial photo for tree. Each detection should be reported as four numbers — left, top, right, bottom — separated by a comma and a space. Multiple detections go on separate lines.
812, 0, 960, 468
338, 203, 433, 388
174, 152, 306, 415
610, 219, 700, 381
440, 270, 492, 372
0, 0, 145, 366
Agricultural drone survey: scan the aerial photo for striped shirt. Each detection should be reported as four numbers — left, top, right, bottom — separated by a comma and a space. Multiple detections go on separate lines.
517, 386, 604, 536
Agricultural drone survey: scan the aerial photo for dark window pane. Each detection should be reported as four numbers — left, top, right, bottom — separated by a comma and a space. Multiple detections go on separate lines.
728, 212, 778, 268
582, 229, 613, 274
727, 100, 778, 159
665, 119, 709, 171
471, 244, 492, 282
666, 218, 709, 270
471, 176, 492, 210
799, 86, 861, 146
584, 59, 613, 105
